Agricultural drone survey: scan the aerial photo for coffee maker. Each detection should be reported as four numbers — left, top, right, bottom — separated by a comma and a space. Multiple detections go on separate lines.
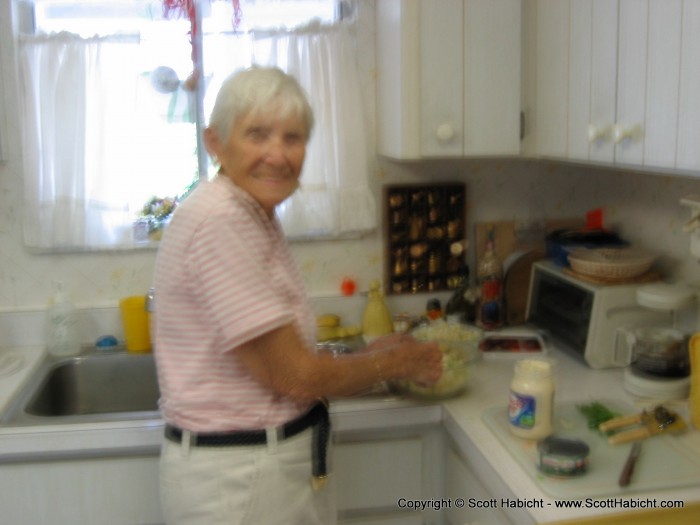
617, 283, 696, 399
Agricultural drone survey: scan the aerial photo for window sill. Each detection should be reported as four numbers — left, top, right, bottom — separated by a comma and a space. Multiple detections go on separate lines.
26, 241, 161, 255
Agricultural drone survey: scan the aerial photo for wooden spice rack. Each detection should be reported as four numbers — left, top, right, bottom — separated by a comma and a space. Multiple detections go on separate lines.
383, 183, 467, 294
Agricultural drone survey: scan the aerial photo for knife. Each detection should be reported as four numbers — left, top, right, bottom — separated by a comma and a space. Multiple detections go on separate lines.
618, 441, 642, 487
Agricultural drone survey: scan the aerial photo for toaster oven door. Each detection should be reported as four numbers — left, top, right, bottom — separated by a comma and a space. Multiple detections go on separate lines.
528, 268, 593, 356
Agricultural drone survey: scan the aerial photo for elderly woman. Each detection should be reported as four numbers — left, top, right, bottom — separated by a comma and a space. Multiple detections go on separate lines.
153, 66, 442, 525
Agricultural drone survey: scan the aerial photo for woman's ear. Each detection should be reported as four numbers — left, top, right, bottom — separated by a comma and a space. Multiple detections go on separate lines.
203, 127, 220, 159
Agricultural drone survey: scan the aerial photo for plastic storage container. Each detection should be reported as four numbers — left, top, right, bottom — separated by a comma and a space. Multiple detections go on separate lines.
545, 229, 627, 267
46, 282, 81, 357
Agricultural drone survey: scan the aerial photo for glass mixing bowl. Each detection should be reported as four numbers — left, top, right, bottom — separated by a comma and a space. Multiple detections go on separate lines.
391, 321, 483, 400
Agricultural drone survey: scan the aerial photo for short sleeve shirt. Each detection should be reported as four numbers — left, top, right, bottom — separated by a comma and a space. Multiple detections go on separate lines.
153, 176, 315, 432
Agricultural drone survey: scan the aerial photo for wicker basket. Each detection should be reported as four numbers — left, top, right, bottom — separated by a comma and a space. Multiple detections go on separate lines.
567, 248, 656, 280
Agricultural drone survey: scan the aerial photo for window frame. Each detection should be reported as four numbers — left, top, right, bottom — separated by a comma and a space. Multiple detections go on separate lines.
18, 0, 374, 253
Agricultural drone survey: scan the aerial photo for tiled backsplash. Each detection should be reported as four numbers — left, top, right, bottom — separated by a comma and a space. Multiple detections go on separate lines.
0, 292, 452, 348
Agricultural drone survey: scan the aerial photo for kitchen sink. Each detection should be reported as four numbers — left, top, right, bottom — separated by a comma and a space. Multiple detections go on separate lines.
0, 338, 382, 426
1, 351, 161, 425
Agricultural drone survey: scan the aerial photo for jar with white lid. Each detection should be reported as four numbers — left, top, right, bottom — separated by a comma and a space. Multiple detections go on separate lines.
508, 358, 555, 439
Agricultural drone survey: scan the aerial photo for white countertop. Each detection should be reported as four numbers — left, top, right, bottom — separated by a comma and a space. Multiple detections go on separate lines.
442, 350, 700, 524
1, 344, 699, 525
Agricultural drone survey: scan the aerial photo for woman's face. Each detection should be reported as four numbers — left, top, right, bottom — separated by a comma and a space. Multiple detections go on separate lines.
207, 106, 308, 216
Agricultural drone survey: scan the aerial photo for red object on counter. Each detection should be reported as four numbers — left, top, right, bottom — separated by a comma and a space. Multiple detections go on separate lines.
586, 208, 604, 230
340, 277, 357, 296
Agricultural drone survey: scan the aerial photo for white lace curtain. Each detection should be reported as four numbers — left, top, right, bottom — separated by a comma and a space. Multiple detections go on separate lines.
19, 32, 140, 249
18, 22, 376, 250
264, 24, 377, 238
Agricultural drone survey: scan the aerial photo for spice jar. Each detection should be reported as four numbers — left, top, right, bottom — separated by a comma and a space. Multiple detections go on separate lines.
508, 358, 555, 439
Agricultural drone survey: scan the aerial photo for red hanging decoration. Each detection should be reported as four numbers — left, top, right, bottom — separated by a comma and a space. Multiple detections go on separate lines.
162, 0, 196, 26
162, 0, 242, 30
232, 0, 242, 29
161, 0, 242, 92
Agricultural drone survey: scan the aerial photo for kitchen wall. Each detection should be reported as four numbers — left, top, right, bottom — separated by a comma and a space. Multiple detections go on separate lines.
2, 0, 700, 315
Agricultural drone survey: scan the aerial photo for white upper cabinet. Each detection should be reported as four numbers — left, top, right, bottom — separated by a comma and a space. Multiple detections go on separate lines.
376, 0, 522, 159
569, 0, 618, 164
534, 0, 569, 158
613, 0, 648, 166
533, 0, 700, 174
677, 1, 700, 172
643, 0, 682, 169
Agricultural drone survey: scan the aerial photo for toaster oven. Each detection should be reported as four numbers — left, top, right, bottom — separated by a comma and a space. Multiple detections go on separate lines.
526, 261, 671, 368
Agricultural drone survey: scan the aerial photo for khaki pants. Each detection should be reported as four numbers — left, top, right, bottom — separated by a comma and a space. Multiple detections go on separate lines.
159, 428, 336, 525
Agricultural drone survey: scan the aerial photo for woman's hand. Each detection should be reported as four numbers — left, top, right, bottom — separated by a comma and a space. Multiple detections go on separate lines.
374, 336, 443, 387
362, 332, 411, 352
234, 324, 443, 402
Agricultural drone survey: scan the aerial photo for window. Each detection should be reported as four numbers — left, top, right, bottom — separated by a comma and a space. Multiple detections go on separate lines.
17, 0, 376, 251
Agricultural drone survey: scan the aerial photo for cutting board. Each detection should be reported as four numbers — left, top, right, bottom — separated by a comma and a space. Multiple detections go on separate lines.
482, 400, 700, 499
474, 219, 583, 265
503, 249, 546, 325
474, 220, 580, 326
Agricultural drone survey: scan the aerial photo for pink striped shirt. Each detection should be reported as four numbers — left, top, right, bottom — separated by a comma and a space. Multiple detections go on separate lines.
153, 176, 315, 432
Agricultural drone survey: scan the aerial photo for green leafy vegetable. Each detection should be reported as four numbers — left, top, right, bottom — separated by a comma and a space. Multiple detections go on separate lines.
577, 401, 619, 432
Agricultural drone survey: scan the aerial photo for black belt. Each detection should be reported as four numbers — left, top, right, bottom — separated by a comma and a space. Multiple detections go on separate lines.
164, 401, 330, 488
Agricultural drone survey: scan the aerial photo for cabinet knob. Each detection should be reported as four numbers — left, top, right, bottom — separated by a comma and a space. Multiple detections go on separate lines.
587, 124, 612, 143
612, 124, 643, 144
435, 123, 456, 143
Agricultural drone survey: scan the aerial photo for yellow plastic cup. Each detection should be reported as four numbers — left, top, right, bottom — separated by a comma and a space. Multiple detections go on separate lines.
119, 296, 151, 353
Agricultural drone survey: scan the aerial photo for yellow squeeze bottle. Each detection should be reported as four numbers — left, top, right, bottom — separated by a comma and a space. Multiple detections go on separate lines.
690, 333, 700, 429
362, 280, 393, 344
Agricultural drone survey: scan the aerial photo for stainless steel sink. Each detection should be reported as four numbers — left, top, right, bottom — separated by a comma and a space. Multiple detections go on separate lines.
1, 338, 380, 427
1, 351, 161, 425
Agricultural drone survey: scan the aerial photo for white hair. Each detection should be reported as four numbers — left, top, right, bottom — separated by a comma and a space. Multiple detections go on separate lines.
207, 66, 315, 143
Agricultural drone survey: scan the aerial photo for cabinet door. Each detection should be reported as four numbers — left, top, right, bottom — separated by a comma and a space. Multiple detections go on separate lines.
567, 0, 617, 164
420, 0, 464, 157
567, 0, 594, 162
376, 0, 521, 159
0, 456, 162, 525
534, 0, 570, 158
445, 446, 511, 525
643, 0, 682, 169
677, 0, 700, 172
587, 0, 618, 164
463, 0, 521, 156
614, 0, 648, 166
376, 0, 421, 159
335, 438, 423, 513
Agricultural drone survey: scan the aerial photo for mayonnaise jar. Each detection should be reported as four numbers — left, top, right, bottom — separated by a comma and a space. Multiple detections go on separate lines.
508, 358, 555, 439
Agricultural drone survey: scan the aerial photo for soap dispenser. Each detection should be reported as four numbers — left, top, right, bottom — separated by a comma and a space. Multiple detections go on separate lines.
46, 281, 81, 357
362, 280, 393, 344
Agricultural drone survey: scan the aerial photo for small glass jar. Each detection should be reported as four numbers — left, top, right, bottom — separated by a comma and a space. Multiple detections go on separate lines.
508, 358, 555, 439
